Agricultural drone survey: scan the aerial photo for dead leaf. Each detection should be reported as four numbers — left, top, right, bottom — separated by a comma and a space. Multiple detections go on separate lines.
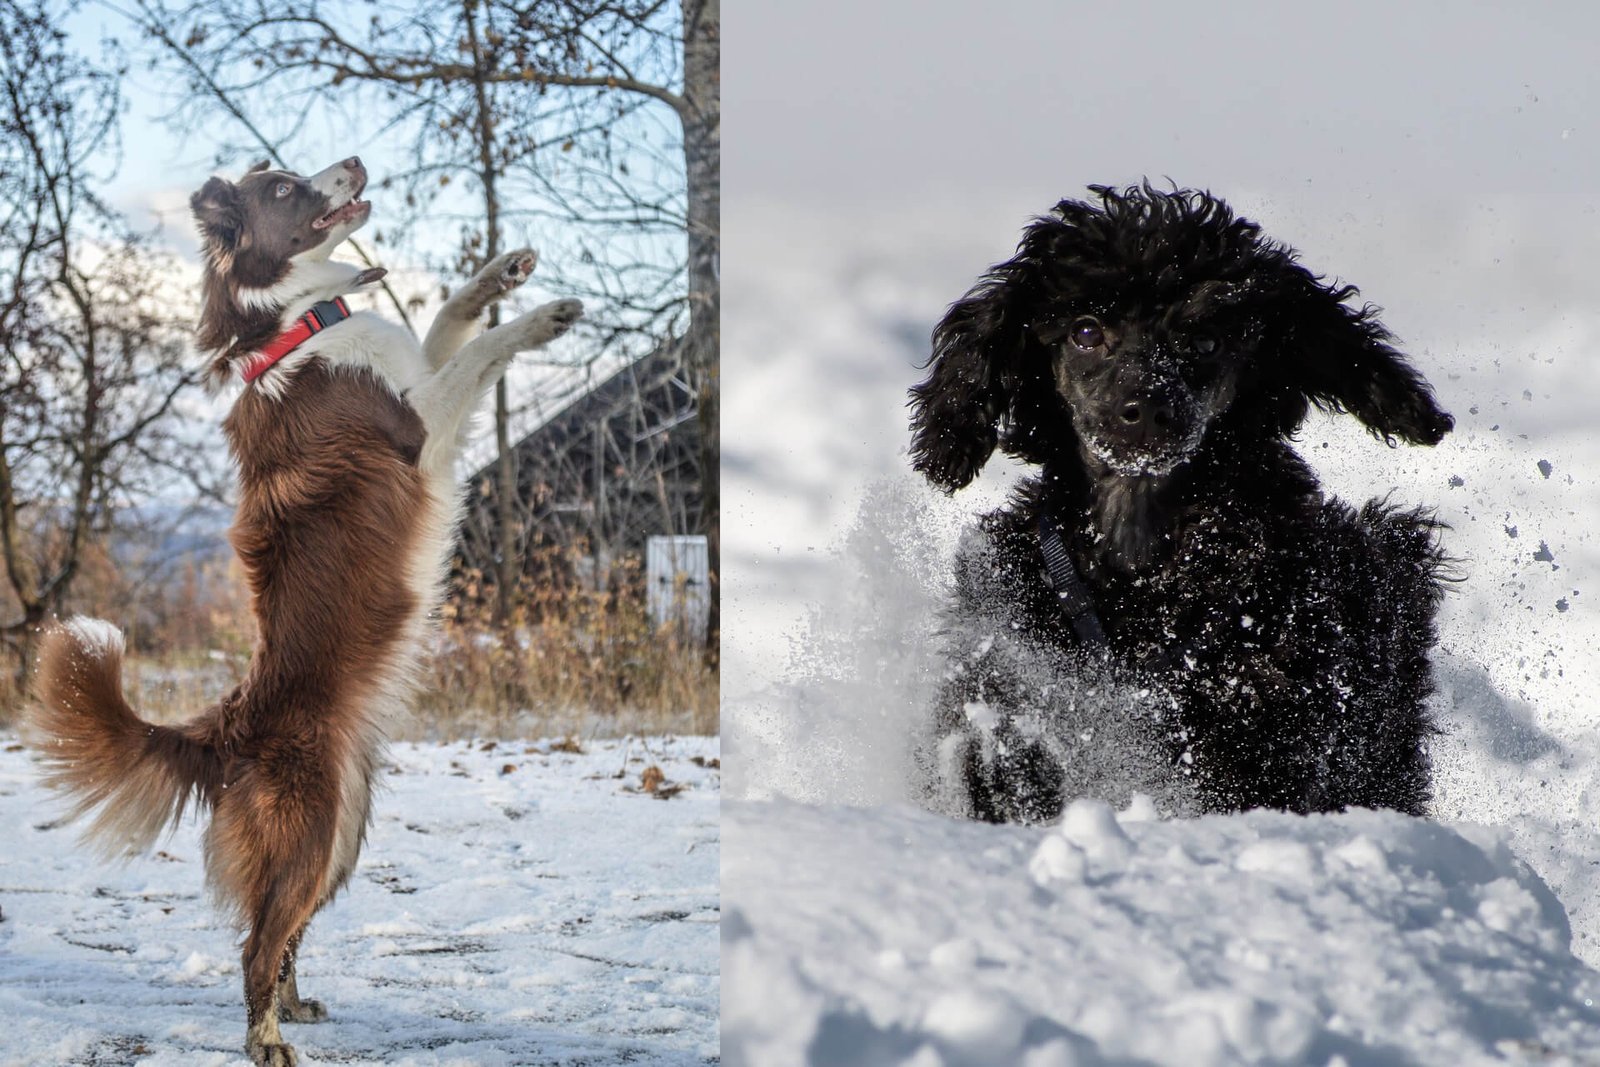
640, 765, 665, 793
500, 763, 517, 776
690, 756, 720, 770
549, 737, 584, 755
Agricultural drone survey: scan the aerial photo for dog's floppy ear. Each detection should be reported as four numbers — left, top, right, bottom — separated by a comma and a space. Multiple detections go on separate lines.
247, 159, 272, 174
1275, 271, 1453, 446
190, 176, 244, 250
909, 241, 1047, 492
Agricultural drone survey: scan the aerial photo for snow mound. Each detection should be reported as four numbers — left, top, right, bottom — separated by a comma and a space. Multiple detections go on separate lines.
723, 799, 1600, 1066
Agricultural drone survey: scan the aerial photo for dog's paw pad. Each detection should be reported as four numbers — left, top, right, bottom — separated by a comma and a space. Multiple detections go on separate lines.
545, 298, 584, 329
279, 998, 329, 1023
496, 249, 538, 291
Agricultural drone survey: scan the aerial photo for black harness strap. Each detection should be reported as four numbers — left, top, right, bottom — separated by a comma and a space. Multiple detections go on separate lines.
1038, 509, 1107, 647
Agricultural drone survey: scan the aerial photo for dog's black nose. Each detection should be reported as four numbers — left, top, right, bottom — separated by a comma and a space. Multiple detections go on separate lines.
1118, 398, 1175, 431
344, 156, 362, 170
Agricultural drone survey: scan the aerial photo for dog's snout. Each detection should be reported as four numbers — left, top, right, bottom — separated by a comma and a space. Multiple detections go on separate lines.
343, 156, 362, 171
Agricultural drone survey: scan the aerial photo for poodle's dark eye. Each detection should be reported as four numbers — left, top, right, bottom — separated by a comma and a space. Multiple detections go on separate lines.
275, 182, 291, 198
1069, 317, 1106, 352
1190, 332, 1218, 356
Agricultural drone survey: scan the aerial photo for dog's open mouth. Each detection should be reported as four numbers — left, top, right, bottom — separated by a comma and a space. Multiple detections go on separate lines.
313, 198, 369, 230
313, 171, 369, 230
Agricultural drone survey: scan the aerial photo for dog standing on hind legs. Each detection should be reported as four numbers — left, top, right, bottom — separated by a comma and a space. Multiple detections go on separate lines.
25, 157, 582, 1066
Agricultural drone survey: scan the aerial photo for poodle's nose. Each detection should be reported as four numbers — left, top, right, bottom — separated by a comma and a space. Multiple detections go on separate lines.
1118, 397, 1176, 432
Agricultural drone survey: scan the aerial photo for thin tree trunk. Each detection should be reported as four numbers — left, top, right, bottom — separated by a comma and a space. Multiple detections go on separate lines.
682, 0, 720, 665
464, 0, 516, 628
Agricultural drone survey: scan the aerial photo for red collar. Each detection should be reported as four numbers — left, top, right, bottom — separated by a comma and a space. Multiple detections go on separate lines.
242, 297, 353, 383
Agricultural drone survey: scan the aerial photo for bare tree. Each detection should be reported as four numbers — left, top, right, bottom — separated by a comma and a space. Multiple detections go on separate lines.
128, 0, 719, 650
0, 0, 198, 687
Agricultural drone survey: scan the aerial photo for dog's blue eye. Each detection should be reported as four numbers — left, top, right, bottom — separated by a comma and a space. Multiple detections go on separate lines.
1191, 333, 1218, 355
275, 183, 291, 198
1069, 318, 1105, 351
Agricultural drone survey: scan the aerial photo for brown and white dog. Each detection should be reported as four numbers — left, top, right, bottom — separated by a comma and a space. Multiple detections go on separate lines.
25, 157, 581, 1066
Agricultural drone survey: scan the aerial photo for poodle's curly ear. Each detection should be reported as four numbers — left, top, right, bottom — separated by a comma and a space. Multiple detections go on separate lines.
909, 249, 1043, 492
1275, 271, 1453, 446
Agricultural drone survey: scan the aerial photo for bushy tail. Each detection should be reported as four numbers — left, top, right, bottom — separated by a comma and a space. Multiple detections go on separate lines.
25, 618, 223, 857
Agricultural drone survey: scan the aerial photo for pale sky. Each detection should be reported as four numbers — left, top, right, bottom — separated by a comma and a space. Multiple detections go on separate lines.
726, 0, 1598, 207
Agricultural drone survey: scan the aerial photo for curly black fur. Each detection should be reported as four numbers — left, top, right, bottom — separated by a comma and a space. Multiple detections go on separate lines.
910, 183, 1453, 821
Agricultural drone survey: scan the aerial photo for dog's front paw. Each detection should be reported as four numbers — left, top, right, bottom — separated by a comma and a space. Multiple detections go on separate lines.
279, 997, 328, 1023
514, 298, 585, 348
540, 298, 584, 333
247, 1039, 298, 1066
490, 248, 538, 293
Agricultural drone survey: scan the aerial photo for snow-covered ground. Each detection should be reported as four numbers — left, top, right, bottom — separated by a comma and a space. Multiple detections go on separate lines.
0, 735, 719, 1066
725, 799, 1600, 1066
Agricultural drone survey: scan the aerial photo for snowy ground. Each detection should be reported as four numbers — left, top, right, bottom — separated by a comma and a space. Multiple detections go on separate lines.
0, 735, 720, 1066
725, 799, 1600, 1066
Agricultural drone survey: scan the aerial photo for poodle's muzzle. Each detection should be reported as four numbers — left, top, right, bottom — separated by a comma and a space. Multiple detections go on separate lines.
1054, 341, 1219, 478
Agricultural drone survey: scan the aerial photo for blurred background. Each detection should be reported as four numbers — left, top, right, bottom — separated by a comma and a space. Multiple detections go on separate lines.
0, 0, 719, 738
723, 0, 1600, 953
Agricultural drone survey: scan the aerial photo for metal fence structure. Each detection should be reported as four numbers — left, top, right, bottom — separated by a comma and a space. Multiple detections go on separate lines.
453, 342, 705, 604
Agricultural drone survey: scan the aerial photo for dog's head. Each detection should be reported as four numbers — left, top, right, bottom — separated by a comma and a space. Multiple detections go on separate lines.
190, 157, 370, 281
189, 158, 374, 374
909, 183, 1453, 492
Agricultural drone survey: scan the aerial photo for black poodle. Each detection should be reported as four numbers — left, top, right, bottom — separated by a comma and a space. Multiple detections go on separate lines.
909, 183, 1453, 822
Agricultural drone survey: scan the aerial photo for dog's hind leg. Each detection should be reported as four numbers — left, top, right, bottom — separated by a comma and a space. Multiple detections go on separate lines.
243, 872, 324, 1066
225, 779, 336, 1067
420, 249, 539, 369
276, 924, 329, 1024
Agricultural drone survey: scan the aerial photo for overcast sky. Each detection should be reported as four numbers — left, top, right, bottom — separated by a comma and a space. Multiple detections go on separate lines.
726, 0, 1597, 206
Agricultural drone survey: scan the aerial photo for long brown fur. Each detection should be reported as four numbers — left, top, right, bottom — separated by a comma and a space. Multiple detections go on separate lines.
28, 363, 428, 1060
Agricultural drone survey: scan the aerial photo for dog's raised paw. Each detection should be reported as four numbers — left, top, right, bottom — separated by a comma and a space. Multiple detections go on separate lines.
279, 998, 329, 1024
543, 298, 584, 330
493, 249, 538, 292
506, 298, 585, 351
